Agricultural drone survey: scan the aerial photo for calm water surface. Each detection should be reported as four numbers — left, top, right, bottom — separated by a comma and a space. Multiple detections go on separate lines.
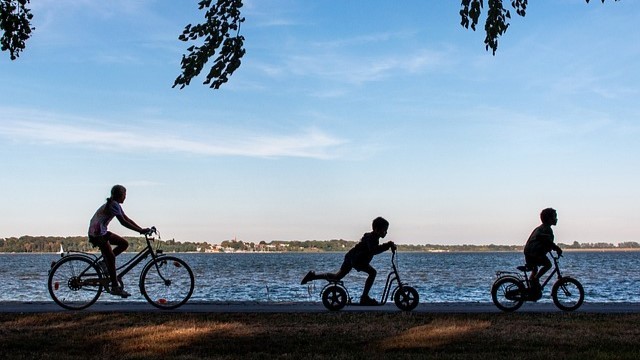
0, 251, 638, 304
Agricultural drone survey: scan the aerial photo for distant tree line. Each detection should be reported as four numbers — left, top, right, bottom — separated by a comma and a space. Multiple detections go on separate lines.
1, 236, 638, 253
562, 241, 640, 249
220, 239, 640, 253
0, 236, 210, 253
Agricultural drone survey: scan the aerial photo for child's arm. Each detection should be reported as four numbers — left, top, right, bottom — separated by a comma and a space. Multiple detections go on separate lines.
372, 241, 395, 256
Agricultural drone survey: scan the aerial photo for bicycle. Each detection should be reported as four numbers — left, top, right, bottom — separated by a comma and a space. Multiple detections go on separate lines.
319, 249, 420, 311
491, 251, 584, 312
47, 227, 194, 310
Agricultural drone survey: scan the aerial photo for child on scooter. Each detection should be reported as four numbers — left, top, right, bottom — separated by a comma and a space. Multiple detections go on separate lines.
523, 207, 563, 298
301, 216, 396, 305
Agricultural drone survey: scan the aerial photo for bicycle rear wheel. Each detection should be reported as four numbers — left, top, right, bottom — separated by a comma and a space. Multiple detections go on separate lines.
491, 277, 525, 312
552, 277, 584, 311
140, 256, 194, 309
48, 255, 103, 310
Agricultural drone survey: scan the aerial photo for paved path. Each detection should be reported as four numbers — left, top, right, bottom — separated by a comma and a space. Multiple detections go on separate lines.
2, 301, 640, 313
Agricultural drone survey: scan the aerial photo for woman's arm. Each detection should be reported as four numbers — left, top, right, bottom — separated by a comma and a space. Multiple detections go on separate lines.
116, 213, 146, 234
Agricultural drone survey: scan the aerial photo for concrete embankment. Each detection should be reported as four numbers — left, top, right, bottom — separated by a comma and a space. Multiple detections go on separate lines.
2, 301, 640, 313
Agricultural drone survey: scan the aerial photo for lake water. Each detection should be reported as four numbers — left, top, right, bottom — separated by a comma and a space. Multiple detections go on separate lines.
1, 251, 638, 304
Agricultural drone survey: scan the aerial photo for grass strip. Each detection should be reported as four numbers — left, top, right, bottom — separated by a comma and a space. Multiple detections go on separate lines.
1, 312, 639, 359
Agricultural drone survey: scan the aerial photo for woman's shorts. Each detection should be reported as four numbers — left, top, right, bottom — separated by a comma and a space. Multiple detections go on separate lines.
88, 232, 110, 248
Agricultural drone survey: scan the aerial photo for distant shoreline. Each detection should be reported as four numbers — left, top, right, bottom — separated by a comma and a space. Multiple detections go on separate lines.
2, 248, 640, 254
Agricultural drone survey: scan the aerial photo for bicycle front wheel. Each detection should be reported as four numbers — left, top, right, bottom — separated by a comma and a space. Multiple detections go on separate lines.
491, 277, 525, 312
552, 277, 584, 311
48, 255, 103, 310
140, 256, 194, 309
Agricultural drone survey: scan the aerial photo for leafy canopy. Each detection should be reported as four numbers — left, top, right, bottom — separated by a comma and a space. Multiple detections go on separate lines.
0, 0, 619, 90
0, 0, 33, 60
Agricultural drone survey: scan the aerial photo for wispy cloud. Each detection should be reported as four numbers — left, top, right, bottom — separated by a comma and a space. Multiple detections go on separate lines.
284, 48, 447, 85
310, 31, 418, 49
32, 0, 152, 18
249, 28, 450, 85
0, 109, 348, 159
243, 0, 302, 28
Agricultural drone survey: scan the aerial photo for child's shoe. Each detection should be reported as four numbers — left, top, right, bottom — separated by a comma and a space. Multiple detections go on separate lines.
360, 295, 379, 306
301, 271, 315, 285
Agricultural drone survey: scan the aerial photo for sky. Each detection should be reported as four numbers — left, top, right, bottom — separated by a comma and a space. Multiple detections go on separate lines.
1, 0, 639, 246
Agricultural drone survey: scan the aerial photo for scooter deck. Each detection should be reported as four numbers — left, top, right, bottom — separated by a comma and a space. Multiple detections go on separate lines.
346, 300, 386, 307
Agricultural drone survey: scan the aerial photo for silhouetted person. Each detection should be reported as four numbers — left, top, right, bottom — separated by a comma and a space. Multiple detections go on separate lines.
301, 217, 396, 305
524, 207, 563, 298
88, 185, 150, 297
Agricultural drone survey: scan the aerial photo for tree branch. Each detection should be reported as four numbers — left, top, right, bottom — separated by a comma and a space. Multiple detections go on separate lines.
173, 0, 246, 90
0, 0, 34, 60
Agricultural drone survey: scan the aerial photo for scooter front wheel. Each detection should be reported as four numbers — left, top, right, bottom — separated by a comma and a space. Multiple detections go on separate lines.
321, 284, 348, 311
394, 286, 419, 311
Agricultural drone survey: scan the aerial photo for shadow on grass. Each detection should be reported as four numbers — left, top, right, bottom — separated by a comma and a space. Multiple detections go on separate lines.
1, 312, 640, 359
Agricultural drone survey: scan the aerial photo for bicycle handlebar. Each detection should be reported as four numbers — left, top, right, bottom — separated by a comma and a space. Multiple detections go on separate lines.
144, 226, 157, 237
550, 250, 563, 260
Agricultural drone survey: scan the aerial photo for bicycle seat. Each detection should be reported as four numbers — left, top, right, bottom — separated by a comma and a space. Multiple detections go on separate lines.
517, 265, 534, 272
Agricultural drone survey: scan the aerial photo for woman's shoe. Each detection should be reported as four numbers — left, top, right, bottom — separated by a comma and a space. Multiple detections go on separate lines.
110, 286, 131, 298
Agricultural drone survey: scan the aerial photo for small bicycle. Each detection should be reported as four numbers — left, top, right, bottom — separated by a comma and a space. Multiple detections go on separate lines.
491, 251, 584, 312
319, 249, 420, 311
47, 227, 195, 310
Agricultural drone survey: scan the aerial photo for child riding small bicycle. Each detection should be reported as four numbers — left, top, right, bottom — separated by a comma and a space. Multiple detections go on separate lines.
301, 217, 396, 305
524, 208, 563, 298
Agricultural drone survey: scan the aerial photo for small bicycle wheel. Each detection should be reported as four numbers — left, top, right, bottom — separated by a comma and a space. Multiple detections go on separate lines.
552, 277, 584, 311
491, 277, 525, 312
140, 256, 194, 310
321, 284, 348, 311
394, 286, 419, 311
48, 255, 103, 310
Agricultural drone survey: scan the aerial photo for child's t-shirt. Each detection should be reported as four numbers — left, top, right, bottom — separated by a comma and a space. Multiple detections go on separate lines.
524, 224, 555, 256
348, 232, 390, 266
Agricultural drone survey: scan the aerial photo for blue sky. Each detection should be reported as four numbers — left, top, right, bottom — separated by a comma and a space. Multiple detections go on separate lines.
1, 0, 639, 245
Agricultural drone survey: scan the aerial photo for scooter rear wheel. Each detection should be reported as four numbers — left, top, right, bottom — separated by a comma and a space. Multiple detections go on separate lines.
322, 284, 348, 311
394, 286, 419, 311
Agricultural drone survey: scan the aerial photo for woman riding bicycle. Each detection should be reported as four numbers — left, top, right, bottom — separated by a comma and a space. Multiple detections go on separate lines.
88, 185, 150, 297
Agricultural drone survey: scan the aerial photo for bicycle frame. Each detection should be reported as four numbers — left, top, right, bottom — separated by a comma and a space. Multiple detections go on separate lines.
58, 231, 164, 286
524, 254, 563, 291
112, 235, 162, 282
495, 253, 563, 291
